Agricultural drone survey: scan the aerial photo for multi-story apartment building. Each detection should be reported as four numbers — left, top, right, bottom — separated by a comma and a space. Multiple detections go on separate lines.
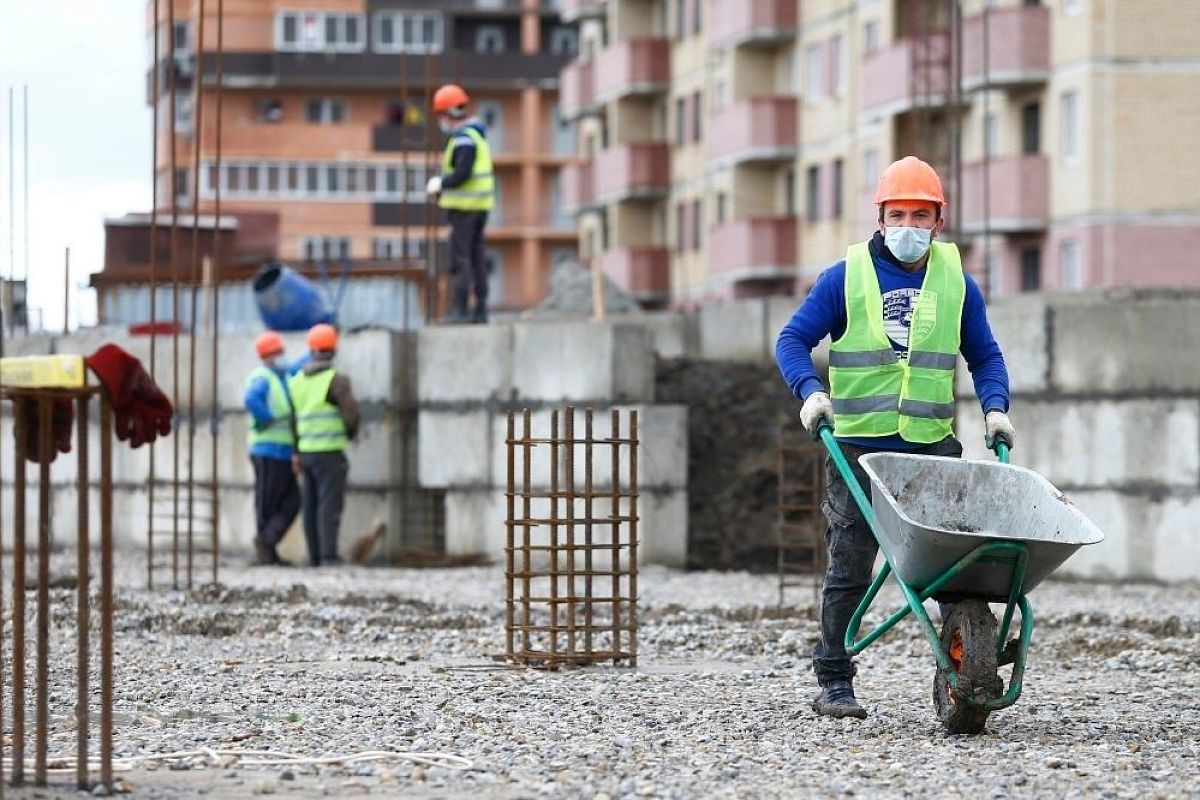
561, 0, 1200, 304
97, 0, 580, 328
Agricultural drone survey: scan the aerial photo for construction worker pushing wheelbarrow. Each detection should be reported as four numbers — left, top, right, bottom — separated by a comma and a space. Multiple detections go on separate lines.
775, 156, 1103, 732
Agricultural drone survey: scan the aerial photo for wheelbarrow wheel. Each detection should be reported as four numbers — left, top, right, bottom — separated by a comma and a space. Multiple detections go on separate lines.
933, 600, 1004, 735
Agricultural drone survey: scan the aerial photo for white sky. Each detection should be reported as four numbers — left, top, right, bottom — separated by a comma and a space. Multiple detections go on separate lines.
0, 0, 150, 331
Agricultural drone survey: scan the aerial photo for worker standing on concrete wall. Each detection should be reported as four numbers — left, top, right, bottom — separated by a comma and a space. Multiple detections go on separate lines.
775, 156, 1016, 720
244, 332, 301, 565
425, 83, 495, 324
288, 323, 360, 566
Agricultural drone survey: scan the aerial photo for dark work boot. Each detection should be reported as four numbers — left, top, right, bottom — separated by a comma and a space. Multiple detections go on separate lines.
471, 304, 488, 324
812, 679, 868, 719
253, 540, 275, 566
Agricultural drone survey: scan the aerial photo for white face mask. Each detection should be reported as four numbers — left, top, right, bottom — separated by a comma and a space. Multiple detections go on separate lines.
884, 225, 933, 263
438, 119, 454, 134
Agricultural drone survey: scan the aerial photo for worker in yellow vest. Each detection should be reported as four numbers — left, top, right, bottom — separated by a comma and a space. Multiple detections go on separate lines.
425, 83, 495, 324
775, 156, 1016, 719
244, 331, 300, 565
288, 323, 359, 566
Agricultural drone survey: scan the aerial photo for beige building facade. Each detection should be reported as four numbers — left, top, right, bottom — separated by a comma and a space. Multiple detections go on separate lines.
561, 0, 1200, 304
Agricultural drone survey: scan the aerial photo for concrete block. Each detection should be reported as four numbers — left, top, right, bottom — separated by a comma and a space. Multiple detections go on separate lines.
1050, 293, 1200, 394
1055, 490, 1130, 581
511, 320, 654, 404
957, 293, 1049, 397
1149, 495, 1200, 583
638, 489, 687, 567
418, 409, 492, 488
640, 312, 687, 360
695, 299, 768, 362
417, 325, 512, 403
6, 334, 54, 356
443, 489, 507, 557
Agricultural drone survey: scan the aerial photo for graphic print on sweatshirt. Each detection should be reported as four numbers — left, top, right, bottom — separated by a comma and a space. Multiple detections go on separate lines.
881, 287, 928, 360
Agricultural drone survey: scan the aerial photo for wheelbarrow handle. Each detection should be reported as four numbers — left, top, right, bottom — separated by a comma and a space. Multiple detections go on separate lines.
990, 433, 1012, 464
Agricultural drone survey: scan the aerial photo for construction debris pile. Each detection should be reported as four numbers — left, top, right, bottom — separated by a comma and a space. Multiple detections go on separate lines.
16, 555, 1199, 798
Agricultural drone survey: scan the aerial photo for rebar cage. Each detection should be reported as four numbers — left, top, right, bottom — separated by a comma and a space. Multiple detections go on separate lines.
505, 407, 639, 669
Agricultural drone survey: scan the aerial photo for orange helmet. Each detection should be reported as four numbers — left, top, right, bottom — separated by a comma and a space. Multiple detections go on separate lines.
432, 84, 470, 115
255, 331, 284, 359
308, 323, 338, 352
874, 156, 946, 207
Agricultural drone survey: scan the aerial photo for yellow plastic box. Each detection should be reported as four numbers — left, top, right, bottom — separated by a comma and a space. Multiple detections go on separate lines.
0, 355, 87, 388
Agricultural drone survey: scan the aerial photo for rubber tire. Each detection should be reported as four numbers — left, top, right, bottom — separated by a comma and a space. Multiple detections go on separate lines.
933, 600, 1004, 735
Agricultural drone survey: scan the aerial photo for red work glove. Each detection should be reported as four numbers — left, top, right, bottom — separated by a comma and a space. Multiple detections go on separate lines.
84, 344, 174, 448
13, 397, 74, 464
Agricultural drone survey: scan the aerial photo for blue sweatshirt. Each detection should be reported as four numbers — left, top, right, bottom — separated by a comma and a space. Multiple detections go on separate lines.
244, 358, 304, 461
775, 232, 1010, 451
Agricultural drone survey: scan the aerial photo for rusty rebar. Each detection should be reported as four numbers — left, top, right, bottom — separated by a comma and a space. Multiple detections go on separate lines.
610, 409, 621, 661
209, 0, 225, 585
75, 394, 90, 790
564, 407, 577, 658
584, 408, 594, 654
147, 0, 161, 591
100, 398, 115, 790
549, 410, 560, 659
520, 408, 531, 656
423, 52, 436, 323
168, 0, 181, 591
505, 411, 515, 660
628, 410, 639, 667
11, 399, 27, 785
34, 397, 50, 785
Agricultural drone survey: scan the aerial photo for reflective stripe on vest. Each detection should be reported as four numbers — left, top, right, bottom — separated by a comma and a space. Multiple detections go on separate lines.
245, 366, 294, 450
438, 126, 495, 212
287, 368, 349, 453
828, 240, 965, 444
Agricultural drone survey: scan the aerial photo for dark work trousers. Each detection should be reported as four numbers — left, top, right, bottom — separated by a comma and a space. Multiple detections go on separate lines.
251, 455, 301, 549
299, 451, 349, 566
813, 436, 963, 686
447, 209, 489, 317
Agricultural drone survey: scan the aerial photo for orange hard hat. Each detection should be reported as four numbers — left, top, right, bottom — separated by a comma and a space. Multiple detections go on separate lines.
255, 331, 284, 359
432, 84, 470, 115
874, 156, 946, 206
308, 323, 338, 352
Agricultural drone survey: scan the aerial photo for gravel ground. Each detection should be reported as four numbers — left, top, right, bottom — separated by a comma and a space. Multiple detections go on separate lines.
6, 556, 1199, 799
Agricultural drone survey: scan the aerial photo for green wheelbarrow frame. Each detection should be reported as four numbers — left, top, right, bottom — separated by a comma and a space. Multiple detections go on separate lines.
817, 423, 1031, 711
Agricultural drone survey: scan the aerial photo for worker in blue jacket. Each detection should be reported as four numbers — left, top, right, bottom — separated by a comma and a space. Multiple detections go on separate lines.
243, 331, 301, 565
776, 157, 1015, 719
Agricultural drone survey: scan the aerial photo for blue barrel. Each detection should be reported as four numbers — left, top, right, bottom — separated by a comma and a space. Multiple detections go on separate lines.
253, 263, 335, 332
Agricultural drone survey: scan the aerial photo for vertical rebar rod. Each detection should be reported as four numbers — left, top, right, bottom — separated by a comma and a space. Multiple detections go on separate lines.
99, 398, 114, 790
75, 394, 90, 790
584, 408, 594, 655
505, 411, 515, 660
549, 410, 560, 661
423, 52, 436, 324
628, 410, 639, 667
399, 52, 410, 279
148, 0, 162, 591
564, 407, 577, 659
7, 88, 13, 322
62, 248, 69, 335
34, 396, 50, 786
0, 355, 5, 800
22, 85, 29, 330
210, 0, 225, 586
11, 398, 27, 786
168, 0, 181, 590
609, 409, 621, 661
520, 409, 532, 657
185, 0, 208, 590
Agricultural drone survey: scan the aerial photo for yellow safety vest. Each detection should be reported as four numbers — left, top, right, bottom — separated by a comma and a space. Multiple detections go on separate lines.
438, 125, 495, 212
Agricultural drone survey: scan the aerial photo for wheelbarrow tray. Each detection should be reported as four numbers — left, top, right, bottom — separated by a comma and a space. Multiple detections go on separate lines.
858, 453, 1104, 600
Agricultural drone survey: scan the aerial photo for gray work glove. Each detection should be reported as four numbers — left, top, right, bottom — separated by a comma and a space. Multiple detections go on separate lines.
985, 410, 1016, 449
800, 391, 834, 432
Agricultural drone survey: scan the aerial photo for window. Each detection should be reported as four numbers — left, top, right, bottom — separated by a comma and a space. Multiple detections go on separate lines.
862, 148, 879, 189
549, 26, 578, 56
863, 20, 880, 53
806, 43, 824, 103
716, 192, 727, 225
986, 252, 1001, 296
691, 90, 702, 143
1020, 247, 1041, 292
303, 237, 351, 262
829, 34, 846, 97
692, 0, 702, 35
1021, 101, 1041, 154
373, 237, 426, 261
306, 97, 346, 124
477, 101, 504, 152
276, 11, 365, 52
475, 25, 506, 54
1060, 90, 1079, 163
174, 92, 193, 133
175, 168, 189, 203
984, 112, 999, 156
1059, 240, 1081, 290
785, 52, 799, 94
173, 21, 190, 54
258, 99, 283, 123
675, 96, 688, 146
805, 165, 821, 222
784, 168, 796, 216
831, 158, 844, 219
691, 199, 703, 251
674, 0, 686, 41
374, 12, 444, 54
675, 203, 687, 254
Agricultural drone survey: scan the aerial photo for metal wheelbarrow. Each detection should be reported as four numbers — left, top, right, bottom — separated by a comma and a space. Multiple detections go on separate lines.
815, 422, 1104, 733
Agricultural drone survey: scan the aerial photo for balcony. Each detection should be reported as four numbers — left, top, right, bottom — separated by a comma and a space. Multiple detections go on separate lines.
959, 155, 1049, 234
597, 247, 669, 300
594, 38, 671, 103
709, 218, 797, 281
709, 0, 797, 49
561, 161, 596, 214
860, 34, 953, 115
372, 125, 430, 153
709, 97, 799, 166
560, 0, 605, 23
594, 143, 670, 203
962, 5, 1050, 91
559, 59, 597, 120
